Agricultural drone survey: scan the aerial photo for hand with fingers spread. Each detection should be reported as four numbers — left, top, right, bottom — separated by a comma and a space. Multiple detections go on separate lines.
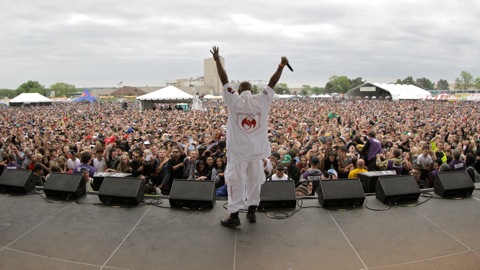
210, 46, 220, 61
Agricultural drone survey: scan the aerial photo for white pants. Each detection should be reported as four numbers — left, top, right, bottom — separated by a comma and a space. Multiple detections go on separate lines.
225, 158, 265, 213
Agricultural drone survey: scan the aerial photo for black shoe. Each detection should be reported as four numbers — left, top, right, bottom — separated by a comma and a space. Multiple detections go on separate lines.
221, 213, 241, 227
246, 206, 257, 223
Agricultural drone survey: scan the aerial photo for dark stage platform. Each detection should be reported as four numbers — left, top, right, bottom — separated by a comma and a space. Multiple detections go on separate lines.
1, 185, 480, 270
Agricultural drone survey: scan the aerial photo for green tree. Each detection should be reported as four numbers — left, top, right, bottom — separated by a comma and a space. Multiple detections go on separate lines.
274, 83, 290, 94
474, 77, 480, 89
394, 79, 403, 84
350, 77, 366, 90
415, 78, 434, 90
50, 82, 76, 97
325, 82, 333, 93
300, 85, 311, 96
16, 81, 46, 96
454, 71, 474, 90
311, 86, 324, 95
436, 79, 450, 90
402, 76, 416, 85
326, 75, 351, 93
0, 89, 16, 99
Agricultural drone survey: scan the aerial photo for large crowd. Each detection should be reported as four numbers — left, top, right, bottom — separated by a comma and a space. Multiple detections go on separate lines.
1, 98, 480, 196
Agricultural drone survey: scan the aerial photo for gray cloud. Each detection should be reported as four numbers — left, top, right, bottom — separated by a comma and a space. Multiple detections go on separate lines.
1, 0, 479, 89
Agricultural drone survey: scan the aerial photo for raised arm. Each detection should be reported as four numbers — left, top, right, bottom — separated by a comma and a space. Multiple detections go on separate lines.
210, 46, 229, 85
268, 56, 289, 89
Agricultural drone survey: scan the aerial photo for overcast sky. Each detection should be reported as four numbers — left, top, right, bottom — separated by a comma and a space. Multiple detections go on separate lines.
1, 0, 479, 89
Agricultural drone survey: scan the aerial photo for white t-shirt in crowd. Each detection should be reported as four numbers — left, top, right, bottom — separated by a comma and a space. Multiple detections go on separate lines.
67, 158, 81, 170
271, 174, 289, 181
93, 158, 107, 172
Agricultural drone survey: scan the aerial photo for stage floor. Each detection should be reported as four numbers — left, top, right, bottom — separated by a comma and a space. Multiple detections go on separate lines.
1, 186, 480, 270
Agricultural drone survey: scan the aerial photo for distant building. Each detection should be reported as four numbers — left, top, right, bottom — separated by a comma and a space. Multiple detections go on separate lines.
110, 86, 146, 97
166, 77, 206, 96
204, 57, 223, 95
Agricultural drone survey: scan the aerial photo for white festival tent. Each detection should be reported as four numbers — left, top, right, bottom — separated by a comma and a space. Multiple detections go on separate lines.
203, 94, 223, 100
136, 86, 198, 111
424, 93, 459, 101
346, 82, 432, 100
8, 93, 53, 106
466, 93, 480, 101
310, 94, 331, 98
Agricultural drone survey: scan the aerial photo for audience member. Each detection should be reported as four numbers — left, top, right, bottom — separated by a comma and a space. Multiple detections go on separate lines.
1, 94, 480, 201
299, 156, 323, 193
362, 131, 383, 171
282, 154, 301, 186
348, 159, 368, 179
449, 149, 466, 171
270, 163, 290, 181
410, 166, 428, 189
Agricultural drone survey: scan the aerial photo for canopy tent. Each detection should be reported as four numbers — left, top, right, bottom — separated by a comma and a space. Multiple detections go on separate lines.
424, 93, 459, 101
466, 93, 480, 101
346, 82, 432, 100
8, 93, 52, 106
74, 89, 98, 103
136, 85, 194, 111
310, 94, 331, 98
274, 94, 302, 99
203, 94, 223, 100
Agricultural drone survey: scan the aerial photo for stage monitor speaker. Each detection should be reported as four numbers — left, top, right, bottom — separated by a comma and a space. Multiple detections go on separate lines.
318, 179, 365, 208
92, 175, 105, 191
258, 180, 296, 210
169, 179, 216, 209
358, 171, 396, 193
44, 172, 86, 200
434, 171, 475, 198
0, 170, 35, 194
376, 175, 420, 205
98, 177, 145, 206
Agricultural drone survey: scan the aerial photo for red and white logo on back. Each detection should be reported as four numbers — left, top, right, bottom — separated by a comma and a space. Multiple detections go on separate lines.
237, 113, 261, 134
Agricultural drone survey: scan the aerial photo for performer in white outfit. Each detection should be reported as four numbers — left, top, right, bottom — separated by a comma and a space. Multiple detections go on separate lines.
210, 46, 289, 227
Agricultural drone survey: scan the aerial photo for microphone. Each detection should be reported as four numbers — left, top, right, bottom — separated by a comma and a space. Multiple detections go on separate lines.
286, 63, 293, 72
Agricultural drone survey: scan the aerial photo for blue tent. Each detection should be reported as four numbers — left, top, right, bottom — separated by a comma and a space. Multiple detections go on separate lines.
74, 89, 98, 103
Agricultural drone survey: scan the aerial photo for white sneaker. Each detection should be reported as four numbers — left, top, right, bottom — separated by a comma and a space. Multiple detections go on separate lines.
155, 187, 161, 195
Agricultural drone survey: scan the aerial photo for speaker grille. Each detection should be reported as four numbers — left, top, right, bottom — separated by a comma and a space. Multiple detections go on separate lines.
98, 177, 145, 205
259, 181, 296, 210
434, 171, 475, 197
318, 179, 365, 208
0, 170, 35, 194
44, 172, 86, 200
376, 175, 420, 205
169, 179, 216, 209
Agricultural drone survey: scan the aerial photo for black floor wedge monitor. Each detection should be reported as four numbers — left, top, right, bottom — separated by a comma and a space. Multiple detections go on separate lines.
434, 171, 474, 198
258, 180, 296, 210
169, 179, 216, 209
43, 172, 86, 200
376, 175, 420, 205
0, 170, 36, 194
98, 177, 145, 206
318, 179, 365, 208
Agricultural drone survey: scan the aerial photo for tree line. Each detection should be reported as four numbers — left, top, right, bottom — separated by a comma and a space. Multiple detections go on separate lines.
2, 70, 479, 99
273, 70, 480, 95
0, 81, 77, 99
